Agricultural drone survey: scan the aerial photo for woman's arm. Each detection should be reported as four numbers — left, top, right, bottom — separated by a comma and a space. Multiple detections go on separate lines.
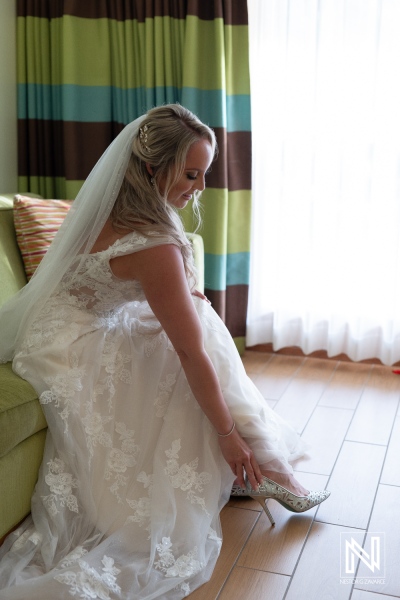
110, 244, 263, 490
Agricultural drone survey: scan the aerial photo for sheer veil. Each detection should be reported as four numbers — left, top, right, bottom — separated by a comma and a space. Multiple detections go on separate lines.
0, 114, 146, 363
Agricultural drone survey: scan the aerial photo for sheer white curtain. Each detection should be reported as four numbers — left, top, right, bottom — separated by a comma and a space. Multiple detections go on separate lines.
246, 0, 400, 365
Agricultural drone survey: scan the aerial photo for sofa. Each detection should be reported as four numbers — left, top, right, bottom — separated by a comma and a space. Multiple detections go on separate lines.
0, 193, 204, 541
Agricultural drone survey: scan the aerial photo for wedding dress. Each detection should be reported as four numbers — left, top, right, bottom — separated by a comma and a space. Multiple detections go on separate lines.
0, 230, 306, 599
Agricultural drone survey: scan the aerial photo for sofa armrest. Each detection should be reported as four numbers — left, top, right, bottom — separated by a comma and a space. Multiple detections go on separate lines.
186, 232, 204, 294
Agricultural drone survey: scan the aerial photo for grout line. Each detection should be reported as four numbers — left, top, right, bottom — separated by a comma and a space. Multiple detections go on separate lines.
281, 512, 319, 600
267, 354, 308, 404
229, 564, 291, 577
216, 509, 262, 600
297, 361, 344, 437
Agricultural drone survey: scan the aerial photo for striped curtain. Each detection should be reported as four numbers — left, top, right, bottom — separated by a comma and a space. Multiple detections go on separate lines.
17, 0, 251, 351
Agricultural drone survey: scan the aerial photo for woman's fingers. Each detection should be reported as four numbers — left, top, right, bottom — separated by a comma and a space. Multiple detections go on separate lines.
234, 443, 260, 490
251, 455, 264, 486
232, 464, 245, 488
218, 430, 263, 491
243, 458, 260, 492
191, 289, 211, 303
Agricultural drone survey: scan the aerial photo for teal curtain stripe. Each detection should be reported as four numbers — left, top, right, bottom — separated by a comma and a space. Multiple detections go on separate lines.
204, 252, 250, 290
18, 84, 181, 122
18, 84, 250, 130
181, 88, 251, 131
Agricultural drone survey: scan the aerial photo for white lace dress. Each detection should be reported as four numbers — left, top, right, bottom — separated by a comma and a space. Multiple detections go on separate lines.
0, 233, 306, 599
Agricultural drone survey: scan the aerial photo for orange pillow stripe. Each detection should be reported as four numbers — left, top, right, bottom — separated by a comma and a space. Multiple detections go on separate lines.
13, 195, 72, 280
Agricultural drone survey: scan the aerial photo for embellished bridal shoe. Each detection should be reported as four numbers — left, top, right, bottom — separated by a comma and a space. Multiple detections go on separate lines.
231, 476, 331, 526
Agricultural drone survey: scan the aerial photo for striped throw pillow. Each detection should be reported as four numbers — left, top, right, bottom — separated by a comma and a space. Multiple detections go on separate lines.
13, 195, 73, 280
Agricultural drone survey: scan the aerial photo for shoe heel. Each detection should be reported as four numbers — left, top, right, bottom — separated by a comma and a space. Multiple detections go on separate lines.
251, 496, 275, 526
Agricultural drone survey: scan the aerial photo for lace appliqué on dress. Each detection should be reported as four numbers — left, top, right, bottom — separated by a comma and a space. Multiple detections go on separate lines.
125, 471, 154, 530
54, 555, 121, 599
42, 458, 79, 516
95, 338, 132, 410
154, 373, 176, 417
59, 546, 89, 569
207, 527, 222, 547
39, 352, 85, 432
10, 526, 43, 552
164, 440, 212, 516
105, 422, 140, 502
82, 411, 113, 462
155, 537, 202, 580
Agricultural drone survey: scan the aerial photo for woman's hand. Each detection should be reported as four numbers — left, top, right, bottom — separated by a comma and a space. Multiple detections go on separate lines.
192, 289, 211, 303
218, 429, 263, 491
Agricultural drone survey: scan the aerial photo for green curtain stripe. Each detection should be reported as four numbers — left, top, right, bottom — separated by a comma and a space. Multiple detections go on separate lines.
18, 16, 249, 95
18, 176, 85, 201
183, 16, 250, 94
204, 253, 250, 290
190, 190, 251, 254
17, 85, 250, 131
18, 16, 186, 88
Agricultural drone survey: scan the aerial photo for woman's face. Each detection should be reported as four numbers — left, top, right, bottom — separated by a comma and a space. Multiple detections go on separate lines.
164, 139, 214, 209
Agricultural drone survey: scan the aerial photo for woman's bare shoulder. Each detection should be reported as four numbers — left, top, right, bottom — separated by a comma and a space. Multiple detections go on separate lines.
110, 242, 181, 282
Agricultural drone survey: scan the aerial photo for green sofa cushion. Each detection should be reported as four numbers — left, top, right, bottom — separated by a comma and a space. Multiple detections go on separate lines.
0, 363, 47, 458
0, 429, 47, 538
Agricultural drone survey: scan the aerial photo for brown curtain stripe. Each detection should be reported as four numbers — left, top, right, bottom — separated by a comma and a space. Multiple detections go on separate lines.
187, 0, 249, 25
18, 122, 251, 191
17, 0, 247, 25
17, 0, 187, 21
206, 285, 249, 339
18, 121, 125, 179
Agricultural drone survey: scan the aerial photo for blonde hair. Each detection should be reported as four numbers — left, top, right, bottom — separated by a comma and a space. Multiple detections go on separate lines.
110, 104, 217, 285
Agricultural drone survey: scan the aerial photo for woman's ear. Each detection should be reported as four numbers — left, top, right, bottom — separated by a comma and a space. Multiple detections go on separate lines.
145, 163, 154, 176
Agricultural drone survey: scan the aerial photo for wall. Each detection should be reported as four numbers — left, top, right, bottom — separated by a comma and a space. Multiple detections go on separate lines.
0, 0, 18, 192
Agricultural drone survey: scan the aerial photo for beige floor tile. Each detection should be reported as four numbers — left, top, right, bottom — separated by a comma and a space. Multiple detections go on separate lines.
318, 362, 372, 410
218, 566, 289, 600
355, 484, 400, 597
381, 416, 400, 486
351, 590, 399, 599
238, 473, 328, 575
237, 503, 314, 575
293, 406, 354, 475
188, 506, 259, 600
242, 351, 272, 374
316, 441, 385, 528
271, 357, 340, 461
285, 521, 360, 600
249, 355, 305, 401
346, 368, 400, 445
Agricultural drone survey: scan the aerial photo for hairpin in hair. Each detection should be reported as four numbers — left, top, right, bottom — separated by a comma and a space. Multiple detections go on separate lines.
139, 125, 151, 153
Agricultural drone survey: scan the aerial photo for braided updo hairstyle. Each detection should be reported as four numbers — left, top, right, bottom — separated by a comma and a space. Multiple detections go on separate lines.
110, 104, 217, 286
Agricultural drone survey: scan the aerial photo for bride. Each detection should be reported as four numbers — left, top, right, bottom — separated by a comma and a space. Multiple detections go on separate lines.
0, 104, 329, 599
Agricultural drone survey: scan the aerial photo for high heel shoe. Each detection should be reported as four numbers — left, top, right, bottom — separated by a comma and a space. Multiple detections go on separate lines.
230, 476, 331, 526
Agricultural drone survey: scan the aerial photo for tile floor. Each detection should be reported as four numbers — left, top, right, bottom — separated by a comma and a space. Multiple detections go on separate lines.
189, 350, 400, 600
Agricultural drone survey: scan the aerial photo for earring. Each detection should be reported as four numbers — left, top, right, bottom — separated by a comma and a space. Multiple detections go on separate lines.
150, 177, 155, 187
